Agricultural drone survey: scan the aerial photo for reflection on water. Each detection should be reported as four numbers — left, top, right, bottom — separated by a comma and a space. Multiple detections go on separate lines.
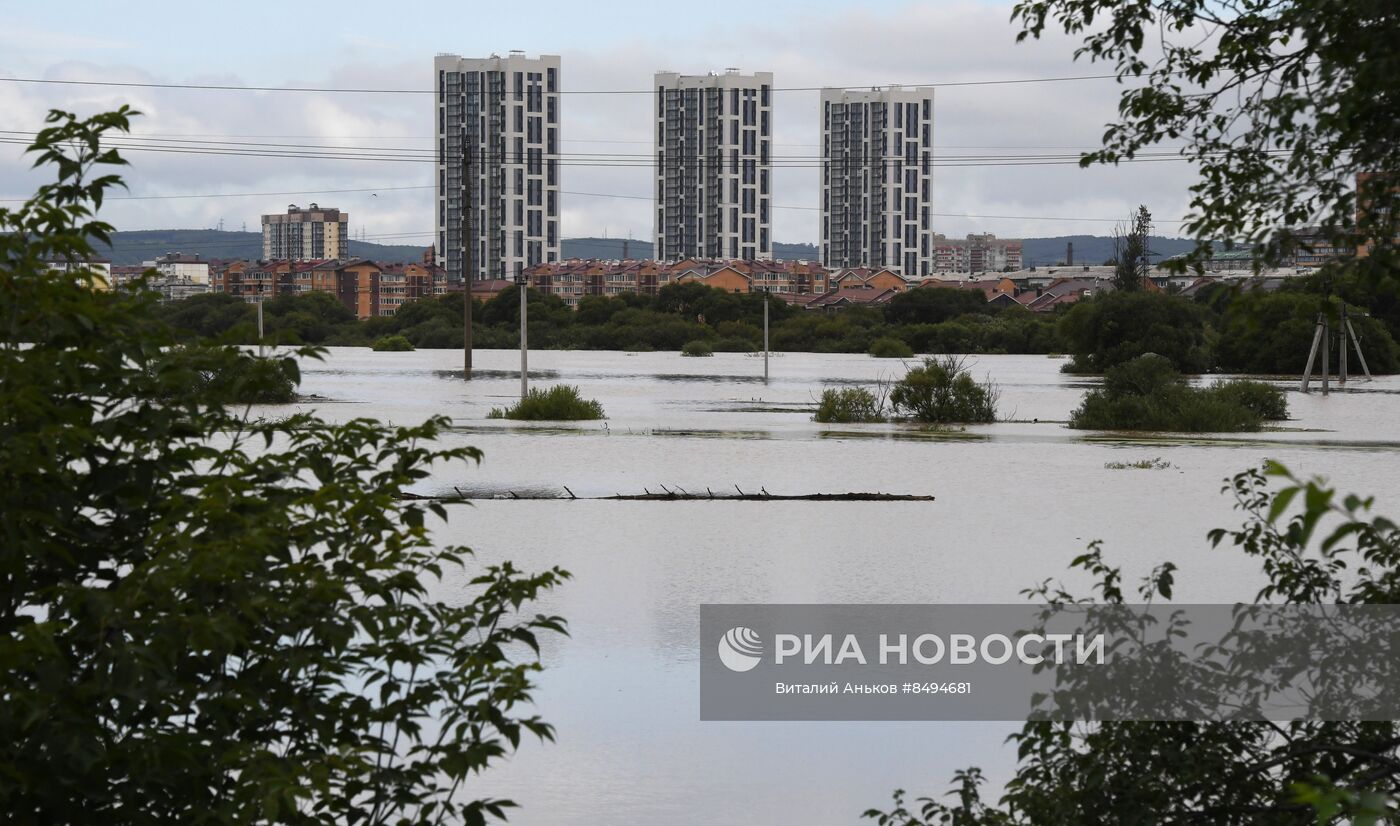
261, 348, 1400, 825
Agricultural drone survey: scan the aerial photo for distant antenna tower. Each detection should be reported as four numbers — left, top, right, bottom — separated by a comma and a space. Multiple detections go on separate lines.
217, 218, 224, 232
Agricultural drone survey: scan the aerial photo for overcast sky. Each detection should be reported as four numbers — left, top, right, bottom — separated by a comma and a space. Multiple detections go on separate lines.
0, 0, 1202, 247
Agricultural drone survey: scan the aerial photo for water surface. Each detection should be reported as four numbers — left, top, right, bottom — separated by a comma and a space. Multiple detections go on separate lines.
275, 348, 1400, 825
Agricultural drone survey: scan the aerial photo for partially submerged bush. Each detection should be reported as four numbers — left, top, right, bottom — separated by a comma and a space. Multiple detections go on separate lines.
154, 346, 299, 404
488, 385, 605, 420
1070, 354, 1288, 432
890, 355, 997, 424
680, 339, 714, 357
814, 387, 887, 423
868, 336, 915, 358
371, 334, 414, 352
1210, 378, 1290, 421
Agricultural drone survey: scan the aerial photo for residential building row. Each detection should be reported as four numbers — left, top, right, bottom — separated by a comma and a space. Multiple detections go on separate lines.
210, 258, 449, 319
431, 52, 952, 281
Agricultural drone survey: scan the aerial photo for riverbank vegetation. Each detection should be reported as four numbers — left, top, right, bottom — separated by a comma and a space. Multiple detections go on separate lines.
1069, 355, 1287, 432
488, 385, 606, 421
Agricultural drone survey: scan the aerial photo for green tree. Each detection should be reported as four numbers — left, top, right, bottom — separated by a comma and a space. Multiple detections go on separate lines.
1213, 290, 1400, 374
889, 356, 998, 424
1, 110, 568, 823
1110, 205, 1153, 292
884, 287, 989, 325
1011, 0, 1400, 284
1058, 290, 1212, 372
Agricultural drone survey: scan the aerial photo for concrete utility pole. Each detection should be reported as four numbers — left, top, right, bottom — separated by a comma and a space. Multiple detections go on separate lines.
257, 296, 265, 358
763, 288, 770, 384
519, 269, 529, 400
462, 146, 473, 380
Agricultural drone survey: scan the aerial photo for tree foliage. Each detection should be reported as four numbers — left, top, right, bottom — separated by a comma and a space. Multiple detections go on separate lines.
1068, 353, 1287, 431
1011, 0, 1400, 284
1110, 205, 1153, 292
1058, 290, 1212, 372
1, 109, 569, 824
890, 356, 999, 424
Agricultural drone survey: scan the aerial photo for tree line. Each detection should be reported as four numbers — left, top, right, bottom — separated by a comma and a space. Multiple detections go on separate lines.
154, 273, 1400, 374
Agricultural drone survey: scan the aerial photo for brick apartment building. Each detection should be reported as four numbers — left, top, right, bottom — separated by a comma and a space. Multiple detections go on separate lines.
212, 258, 447, 319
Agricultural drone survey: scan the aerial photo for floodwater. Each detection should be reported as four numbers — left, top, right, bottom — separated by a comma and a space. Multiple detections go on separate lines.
275, 348, 1400, 825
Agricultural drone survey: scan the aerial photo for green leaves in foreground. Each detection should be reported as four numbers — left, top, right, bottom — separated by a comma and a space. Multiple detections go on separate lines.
0, 109, 569, 824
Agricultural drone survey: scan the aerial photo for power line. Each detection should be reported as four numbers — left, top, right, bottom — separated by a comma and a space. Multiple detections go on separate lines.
0, 72, 1126, 96
0, 184, 433, 204
2, 135, 1241, 170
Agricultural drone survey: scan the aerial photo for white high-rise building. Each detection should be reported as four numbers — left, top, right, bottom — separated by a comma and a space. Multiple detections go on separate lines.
435, 52, 561, 283
820, 86, 935, 276
654, 69, 772, 262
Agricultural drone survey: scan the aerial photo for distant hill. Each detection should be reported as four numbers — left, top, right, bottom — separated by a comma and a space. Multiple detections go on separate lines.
99, 230, 429, 265
101, 230, 1201, 270
1020, 235, 1200, 268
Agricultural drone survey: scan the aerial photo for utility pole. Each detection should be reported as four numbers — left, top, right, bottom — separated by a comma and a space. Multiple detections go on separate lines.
462, 143, 473, 380
1340, 304, 1349, 385
518, 266, 529, 399
257, 296, 265, 358
763, 287, 770, 384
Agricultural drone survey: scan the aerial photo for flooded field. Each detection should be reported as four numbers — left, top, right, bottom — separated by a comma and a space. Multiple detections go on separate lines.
271, 348, 1400, 825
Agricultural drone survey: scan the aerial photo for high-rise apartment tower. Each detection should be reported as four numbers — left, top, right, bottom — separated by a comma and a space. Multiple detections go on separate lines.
262, 204, 348, 261
654, 69, 773, 262
435, 52, 561, 282
820, 86, 935, 276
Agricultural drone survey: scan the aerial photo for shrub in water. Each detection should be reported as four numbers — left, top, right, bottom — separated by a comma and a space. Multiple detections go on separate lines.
1210, 379, 1289, 421
371, 334, 415, 352
868, 336, 915, 358
155, 346, 298, 404
488, 385, 605, 420
1070, 354, 1288, 432
814, 387, 887, 423
681, 339, 714, 357
889, 355, 997, 423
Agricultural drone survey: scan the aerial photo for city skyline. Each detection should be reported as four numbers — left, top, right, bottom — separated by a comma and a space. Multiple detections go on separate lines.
0, 2, 1203, 249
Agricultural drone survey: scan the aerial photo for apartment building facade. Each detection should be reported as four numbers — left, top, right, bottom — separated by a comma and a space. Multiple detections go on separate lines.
435, 52, 562, 284
930, 233, 1024, 273
820, 86, 936, 277
654, 70, 773, 262
524, 258, 829, 307
261, 204, 348, 260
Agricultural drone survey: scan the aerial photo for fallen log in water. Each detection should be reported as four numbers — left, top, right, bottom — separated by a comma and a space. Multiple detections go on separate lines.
400, 488, 934, 503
